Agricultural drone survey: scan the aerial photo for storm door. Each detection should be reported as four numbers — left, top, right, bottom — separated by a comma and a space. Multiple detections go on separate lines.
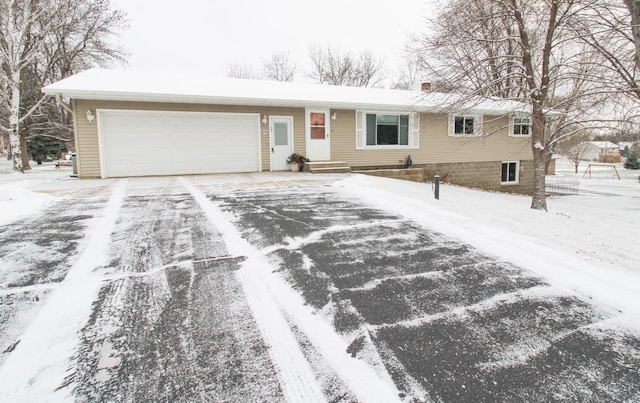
270, 116, 294, 171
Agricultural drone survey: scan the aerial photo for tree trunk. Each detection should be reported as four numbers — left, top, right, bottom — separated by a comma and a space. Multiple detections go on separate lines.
531, 148, 548, 210
529, 107, 548, 210
623, 0, 640, 69
9, 71, 24, 173
20, 131, 31, 170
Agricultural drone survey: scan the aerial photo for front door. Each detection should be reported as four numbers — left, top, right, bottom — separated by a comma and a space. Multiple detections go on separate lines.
306, 109, 331, 161
270, 116, 293, 171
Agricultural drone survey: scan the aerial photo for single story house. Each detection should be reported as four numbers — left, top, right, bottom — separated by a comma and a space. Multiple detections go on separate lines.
619, 141, 638, 153
582, 141, 620, 162
43, 69, 534, 194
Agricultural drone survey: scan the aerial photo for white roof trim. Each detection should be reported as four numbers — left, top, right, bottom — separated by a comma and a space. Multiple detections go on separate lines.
42, 69, 530, 114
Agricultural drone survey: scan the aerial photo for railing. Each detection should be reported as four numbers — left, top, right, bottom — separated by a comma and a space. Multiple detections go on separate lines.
545, 178, 579, 195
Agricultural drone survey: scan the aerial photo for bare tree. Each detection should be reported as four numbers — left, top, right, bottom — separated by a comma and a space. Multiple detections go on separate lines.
391, 52, 423, 90
1, 0, 40, 172
555, 133, 592, 173
262, 51, 296, 82
307, 45, 385, 87
225, 62, 258, 79
410, 0, 619, 210
0, 0, 127, 171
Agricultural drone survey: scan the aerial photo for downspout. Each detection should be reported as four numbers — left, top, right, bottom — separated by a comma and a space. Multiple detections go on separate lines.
54, 94, 80, 177
55, 94, 73, 113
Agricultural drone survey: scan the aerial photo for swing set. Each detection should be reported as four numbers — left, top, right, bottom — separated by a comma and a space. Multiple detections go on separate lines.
582, 164, 621, 180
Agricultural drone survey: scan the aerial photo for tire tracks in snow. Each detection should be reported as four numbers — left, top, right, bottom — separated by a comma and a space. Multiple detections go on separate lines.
0, 179, 127, 401
181, 177, 401, 403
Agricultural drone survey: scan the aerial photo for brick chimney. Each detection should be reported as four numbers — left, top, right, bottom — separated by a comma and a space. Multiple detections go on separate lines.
421, 82, 432, 91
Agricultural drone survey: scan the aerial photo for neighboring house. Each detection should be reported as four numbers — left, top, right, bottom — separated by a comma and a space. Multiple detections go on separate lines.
619, 141, 638, 153
582, 141, 620, 162
43, 69, 534, 194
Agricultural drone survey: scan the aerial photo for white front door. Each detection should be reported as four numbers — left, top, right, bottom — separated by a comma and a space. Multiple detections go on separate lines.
270, 116, 293, 171
306, 109, 330, 161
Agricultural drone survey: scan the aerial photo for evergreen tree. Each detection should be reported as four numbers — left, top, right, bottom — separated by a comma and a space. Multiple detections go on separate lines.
624, 150, 640, 169
27, 137, 67, 164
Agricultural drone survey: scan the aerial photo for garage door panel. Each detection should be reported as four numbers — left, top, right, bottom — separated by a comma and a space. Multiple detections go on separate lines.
99, 110, 260, 177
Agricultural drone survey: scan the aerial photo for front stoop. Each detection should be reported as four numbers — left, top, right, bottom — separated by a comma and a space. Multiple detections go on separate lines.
304, 161, 351, 174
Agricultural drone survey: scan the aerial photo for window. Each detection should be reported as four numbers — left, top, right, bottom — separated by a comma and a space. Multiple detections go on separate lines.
511, 116, 531, 136
449, 114, 482, 137
274, 122, 288, 145
366, 113, 410, 146
309, 112, 326, 139
356, 111, 419, 149
455, 116, 474, 135
501, 161, 519, 184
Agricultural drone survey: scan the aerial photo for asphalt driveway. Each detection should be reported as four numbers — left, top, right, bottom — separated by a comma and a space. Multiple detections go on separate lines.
214, 184, 640, 402
0, 174, 639, 402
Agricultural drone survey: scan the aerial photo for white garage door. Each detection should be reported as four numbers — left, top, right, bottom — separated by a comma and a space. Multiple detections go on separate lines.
98, 110, 261, 177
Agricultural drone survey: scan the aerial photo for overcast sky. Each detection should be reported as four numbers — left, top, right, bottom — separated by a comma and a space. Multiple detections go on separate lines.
110, 0, 437, 84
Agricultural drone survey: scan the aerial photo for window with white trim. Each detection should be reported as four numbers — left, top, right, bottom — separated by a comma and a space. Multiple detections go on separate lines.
501, 161, 519, 184
366, 114, 409, 145
448, 114, 482, 137
511, 115, 531, 137
356, 111, 419, 149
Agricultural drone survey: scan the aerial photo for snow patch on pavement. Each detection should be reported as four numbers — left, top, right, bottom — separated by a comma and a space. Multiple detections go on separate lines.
0, 179, 127, 401
0, 182, 56, 226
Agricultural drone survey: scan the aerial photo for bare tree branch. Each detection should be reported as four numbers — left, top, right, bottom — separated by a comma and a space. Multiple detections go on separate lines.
262, 51, 296, 82
307, 44, 385, 87
409, 0, 638, 210
225, 62, 258, 79
0, 0, 128, 171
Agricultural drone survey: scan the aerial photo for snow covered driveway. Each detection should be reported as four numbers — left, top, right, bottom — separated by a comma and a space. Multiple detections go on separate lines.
0, 170, 639, 401
213, 180, 640, 401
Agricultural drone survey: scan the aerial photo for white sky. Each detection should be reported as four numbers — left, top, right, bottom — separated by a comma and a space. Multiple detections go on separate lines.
110, 0, 437, 84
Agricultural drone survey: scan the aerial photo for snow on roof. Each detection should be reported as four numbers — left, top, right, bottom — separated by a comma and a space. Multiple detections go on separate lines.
589, 141, 619, 149
43, 68, 529, 114
618, 142, 636, 149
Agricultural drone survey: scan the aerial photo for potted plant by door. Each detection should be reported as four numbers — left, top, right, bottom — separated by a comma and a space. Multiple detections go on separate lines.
286, 153, 309, 172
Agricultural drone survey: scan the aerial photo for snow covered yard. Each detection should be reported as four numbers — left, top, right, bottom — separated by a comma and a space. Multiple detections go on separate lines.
0, 158, 638, 401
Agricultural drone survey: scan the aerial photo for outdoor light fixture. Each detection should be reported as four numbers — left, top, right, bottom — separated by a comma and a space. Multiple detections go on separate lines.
86, 110, 95, 122
262, 115, 268, 125
331, 111, 337, 120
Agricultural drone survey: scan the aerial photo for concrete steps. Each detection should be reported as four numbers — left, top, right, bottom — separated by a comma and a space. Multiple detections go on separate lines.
304, 161, 351, 174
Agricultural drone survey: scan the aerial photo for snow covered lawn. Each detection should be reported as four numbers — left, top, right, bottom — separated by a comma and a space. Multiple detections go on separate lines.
0, 159, 638, 401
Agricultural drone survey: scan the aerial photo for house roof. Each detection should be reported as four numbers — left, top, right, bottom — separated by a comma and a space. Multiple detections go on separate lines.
589, 141, 619, 149
42, 68, 529, 115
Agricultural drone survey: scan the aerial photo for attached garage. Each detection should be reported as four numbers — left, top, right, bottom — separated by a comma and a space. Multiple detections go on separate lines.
98, 110, 261, 178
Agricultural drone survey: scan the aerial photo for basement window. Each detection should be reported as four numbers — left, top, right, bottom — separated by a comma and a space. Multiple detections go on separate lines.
501, 161, 520, 184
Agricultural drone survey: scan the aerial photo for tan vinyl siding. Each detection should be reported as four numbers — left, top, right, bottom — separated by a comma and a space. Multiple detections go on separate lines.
74, 100, 305, 177
73, 100, 102, 178
331, 110, 428, 167
423, 113, 532, 163
331, 111, 531, 168
73, 100, 531, 178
